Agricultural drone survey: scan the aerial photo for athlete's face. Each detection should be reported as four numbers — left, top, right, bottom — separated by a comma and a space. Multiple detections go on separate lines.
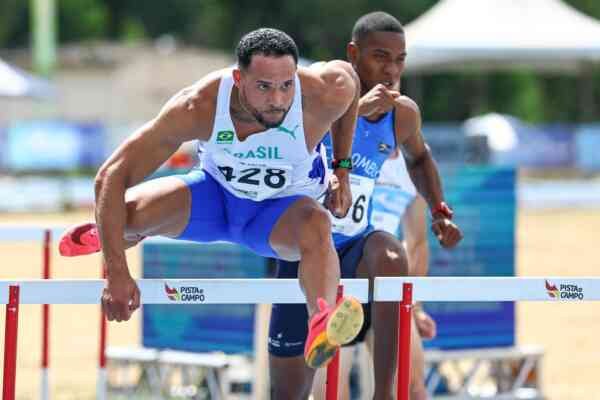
234, 54, 296, 129
348, 31, 406, 93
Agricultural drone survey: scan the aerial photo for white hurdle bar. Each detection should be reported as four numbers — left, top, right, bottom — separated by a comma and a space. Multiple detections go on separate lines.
373, 276, 600, 400
0, 278, 369, 305
4, 276, 600, 400
1, 278, 368, 400
374, 276, 600, 302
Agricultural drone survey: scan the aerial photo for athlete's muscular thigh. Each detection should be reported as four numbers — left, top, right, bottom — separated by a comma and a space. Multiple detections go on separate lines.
269, 196, 331, 261
123, 176, 192, 238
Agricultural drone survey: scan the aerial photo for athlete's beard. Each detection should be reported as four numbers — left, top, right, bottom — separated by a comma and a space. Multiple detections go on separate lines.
255, 109, 289, 129
239, 89, 290, 129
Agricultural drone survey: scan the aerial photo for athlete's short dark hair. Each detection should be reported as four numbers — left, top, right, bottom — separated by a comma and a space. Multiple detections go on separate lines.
352, 11, 404, 43
236, 28, 299, 70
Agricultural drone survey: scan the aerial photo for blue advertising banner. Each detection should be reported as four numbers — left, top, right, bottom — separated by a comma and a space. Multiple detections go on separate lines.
142, 241, 269, 354
77, 121, 106, 168
529, 124, 576, 168
422, 123, 466, 165
0, 125, 6, 169
463, 114, 576, 168
424, 166, 516, 349
575, 124, 600, 171
5, 120, 105, 171
500, 124, 574, 168
143, 166, 516, 353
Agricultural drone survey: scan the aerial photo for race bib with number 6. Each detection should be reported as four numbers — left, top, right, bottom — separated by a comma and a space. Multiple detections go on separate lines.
329, 174, 375, 237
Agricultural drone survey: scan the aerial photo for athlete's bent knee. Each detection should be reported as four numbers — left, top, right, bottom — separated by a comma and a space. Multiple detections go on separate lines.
369, 232, 409, 277
297, 204, 332, 250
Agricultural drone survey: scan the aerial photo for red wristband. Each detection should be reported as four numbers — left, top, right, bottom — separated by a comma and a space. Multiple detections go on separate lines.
432, 202, 453, 220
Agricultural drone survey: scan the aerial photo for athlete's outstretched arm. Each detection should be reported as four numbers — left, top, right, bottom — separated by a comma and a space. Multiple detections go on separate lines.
317, 61, 360, 217
394, 98, 462, 248
393, 98, 442, 208
95, 77, 216, 322
323, 61, 359, 164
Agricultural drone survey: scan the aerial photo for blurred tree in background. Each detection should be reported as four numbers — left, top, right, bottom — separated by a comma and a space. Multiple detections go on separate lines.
0, 0, 28, 48
0, 0, 599, 122
58, 0, 109, 41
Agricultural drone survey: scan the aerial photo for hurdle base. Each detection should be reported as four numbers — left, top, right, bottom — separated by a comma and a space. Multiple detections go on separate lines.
40, 368, 50, 400
96, 368, 107, 400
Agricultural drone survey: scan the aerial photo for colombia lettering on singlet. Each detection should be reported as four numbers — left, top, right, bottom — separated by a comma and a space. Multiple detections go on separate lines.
322, 111, 396, 246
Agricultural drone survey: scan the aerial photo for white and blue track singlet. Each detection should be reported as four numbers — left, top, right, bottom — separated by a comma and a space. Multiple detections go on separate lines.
371, 153, 418, 236
198, 69, 328, 201
322, 111, 396, 246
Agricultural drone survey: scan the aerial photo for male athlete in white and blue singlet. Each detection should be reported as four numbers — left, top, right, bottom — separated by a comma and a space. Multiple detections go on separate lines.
58, 28, 365, 369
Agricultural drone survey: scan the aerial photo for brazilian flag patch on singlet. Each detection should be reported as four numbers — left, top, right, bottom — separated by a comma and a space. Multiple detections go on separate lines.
217, 130, 234, 144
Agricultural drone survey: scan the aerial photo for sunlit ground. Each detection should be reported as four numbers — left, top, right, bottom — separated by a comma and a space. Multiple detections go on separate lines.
0, 208, 599, 399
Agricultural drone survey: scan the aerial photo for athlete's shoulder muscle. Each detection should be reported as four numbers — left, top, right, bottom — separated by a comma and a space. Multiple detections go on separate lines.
154, 69, 224, 143
395, 95, 421, 126
98, 70, 225, 188
394, 95, 426, 159
298, 61, 358, 121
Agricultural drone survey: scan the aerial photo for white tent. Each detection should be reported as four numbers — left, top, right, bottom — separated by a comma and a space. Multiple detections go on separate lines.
0, 58, 56, 99
404, 0, 600, 74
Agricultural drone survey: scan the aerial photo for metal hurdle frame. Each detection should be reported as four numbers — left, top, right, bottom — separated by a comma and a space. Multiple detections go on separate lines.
373, 277, 600, 400
0, 227, 56, 400
4, 276, 600, 400
0, 278, 369, 400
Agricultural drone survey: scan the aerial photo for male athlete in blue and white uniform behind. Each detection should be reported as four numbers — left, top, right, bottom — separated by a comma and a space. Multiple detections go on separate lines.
375, 151, 439, 352
311, 155, 436, 400
268, 12, 463, 400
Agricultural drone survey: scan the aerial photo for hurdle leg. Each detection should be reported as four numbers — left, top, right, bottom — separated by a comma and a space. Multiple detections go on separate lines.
397, 282, 413, 400
97, 266, 108, 400
325, 284, 344, 400
3, 285, 21, 400
41, 229, 51, 400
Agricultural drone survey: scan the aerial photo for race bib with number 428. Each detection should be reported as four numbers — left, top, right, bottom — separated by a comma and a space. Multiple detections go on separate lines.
329, 174, 374, 237
210, 150, 291, 201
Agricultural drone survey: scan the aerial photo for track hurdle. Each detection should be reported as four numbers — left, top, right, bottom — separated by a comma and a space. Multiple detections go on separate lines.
0, 278, 369, 400
373, 276, 600, 400
41, 230, 51, 400
0, 226, 57, 400
5, 276, 600, 399
97, 266, 108, 400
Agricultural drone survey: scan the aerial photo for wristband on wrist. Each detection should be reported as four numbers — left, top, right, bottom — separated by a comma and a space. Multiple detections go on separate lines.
431, 201, 453, 220
331, 158, 353, 170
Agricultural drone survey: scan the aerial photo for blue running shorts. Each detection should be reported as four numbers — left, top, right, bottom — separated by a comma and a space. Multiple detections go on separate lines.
174, 169, 303, 258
